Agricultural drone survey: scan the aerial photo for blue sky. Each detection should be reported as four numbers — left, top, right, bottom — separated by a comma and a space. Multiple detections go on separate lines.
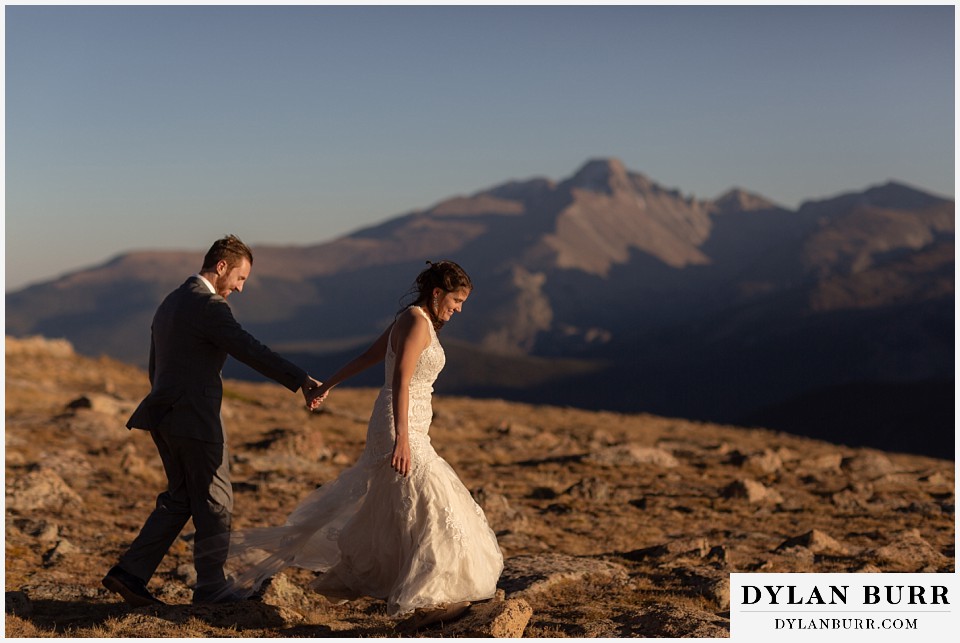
4, 4, 955, 291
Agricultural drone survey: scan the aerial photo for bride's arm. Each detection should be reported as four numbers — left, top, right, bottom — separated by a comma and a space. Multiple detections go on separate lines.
390, 310, 431, 476
312, 325, 392, 400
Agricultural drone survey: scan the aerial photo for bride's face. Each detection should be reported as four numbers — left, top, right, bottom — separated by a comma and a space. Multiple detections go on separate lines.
434, 287, 470, 322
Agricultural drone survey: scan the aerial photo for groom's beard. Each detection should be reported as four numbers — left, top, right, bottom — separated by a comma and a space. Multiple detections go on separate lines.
213, 274, 231, 298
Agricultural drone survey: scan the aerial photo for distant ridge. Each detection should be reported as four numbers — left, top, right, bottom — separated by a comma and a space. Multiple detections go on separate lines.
6, 158, 954, 456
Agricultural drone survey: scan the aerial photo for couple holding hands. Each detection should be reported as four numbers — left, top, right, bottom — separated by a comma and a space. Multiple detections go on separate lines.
101, 235, 502, 630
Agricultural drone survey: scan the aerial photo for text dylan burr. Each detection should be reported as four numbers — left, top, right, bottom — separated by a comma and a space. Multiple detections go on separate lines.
741, 584, 949, 606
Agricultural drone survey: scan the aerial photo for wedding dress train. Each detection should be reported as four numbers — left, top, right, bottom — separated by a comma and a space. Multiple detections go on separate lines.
220, 306, 503, 616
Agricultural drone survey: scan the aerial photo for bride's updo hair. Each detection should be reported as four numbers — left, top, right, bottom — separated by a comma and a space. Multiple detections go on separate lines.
399, 260, 473, 330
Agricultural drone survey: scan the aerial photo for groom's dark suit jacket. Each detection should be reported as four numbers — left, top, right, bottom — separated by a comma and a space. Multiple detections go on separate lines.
127, 276, 307, 443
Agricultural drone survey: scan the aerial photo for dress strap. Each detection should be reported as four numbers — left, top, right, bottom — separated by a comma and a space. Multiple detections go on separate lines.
409, 305, 437, 338
389, 306, 432, 354
409, 305, 430, 321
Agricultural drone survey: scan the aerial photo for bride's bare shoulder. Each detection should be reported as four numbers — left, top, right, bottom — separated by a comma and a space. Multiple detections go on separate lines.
394, 306, 431, 340
399, 305, 429, 324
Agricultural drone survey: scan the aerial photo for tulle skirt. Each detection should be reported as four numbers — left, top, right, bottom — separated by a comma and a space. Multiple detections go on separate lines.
220, 427, 503, 616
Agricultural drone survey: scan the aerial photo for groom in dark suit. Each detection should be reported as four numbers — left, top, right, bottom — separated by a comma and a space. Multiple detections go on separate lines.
102, 234, 321, 606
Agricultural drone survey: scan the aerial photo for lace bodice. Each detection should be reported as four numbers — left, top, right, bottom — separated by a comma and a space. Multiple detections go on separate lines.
384, 306, 445, 393
382, 306, 445, 430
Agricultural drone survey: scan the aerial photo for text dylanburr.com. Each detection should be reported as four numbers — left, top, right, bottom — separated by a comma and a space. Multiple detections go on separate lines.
731, 573, 958, 641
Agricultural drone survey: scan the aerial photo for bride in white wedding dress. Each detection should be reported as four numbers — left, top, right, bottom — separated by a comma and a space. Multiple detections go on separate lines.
217, 261, 503, 628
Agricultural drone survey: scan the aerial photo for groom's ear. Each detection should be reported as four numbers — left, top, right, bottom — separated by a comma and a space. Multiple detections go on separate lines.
216, 260, 229, 276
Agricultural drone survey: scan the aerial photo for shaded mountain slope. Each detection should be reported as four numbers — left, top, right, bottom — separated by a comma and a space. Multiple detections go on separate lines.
6, 159, 953, 456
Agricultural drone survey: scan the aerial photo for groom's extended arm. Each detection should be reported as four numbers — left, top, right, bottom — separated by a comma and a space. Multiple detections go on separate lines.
203, 295, 309, 392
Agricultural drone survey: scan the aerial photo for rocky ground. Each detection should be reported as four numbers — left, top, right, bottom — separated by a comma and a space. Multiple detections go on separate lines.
4, 336, 955, 637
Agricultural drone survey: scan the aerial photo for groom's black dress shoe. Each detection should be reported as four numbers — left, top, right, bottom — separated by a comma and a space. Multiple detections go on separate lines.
102, 566, 164, 607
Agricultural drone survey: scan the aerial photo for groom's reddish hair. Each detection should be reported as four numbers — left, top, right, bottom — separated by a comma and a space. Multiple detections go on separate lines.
201, 235, 254, 271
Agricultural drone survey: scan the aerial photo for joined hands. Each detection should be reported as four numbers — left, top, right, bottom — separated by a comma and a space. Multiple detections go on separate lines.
301, 376, 329, 411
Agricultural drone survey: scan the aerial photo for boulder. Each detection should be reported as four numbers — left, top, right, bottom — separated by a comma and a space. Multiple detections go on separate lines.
14, 518, 60, 544
5, 335, 75, 358
243, 426, 331, 462
37, 449, 95, 488
621, 537, 711, 562
721, 478, 783, 504
6, 469, 84, 513
673, 566, 730, 606
43, 538, 82, 566
473, 488, 527, 532
499, 554, 628, 597
868, 529, 949, 571
175, 563, 198, 588
442, 590, 533, 637
795, 452, 843, 474
841, 452, 896, 477
589, 428, 620, 447
773, 446, 801, 462
831, 487, 871, 511
739, 449, 784, 475
755, 546, 817, 572
119, 443, 158, 480
496, 421, 541, 439
776, 529, 850, 556
260, 572, 310, 613
66, 393, 134, 417
584, 444, 678, 468
562, 477, 612, 501
919, 471, 951, 486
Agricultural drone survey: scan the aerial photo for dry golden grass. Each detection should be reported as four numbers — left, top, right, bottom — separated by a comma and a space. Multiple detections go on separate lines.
4, 337, 954, 637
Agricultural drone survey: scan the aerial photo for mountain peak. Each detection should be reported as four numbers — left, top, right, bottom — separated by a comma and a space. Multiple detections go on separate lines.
568, 158, 631, 194
799, 180, 952, 213
861, 181, 952, 210
712, 188, 780, 214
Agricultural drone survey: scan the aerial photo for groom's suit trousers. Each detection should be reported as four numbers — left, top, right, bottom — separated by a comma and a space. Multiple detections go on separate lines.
119, 429, 234, 593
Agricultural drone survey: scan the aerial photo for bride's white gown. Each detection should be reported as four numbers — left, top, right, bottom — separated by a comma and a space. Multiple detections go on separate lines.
222, 307, 503, 616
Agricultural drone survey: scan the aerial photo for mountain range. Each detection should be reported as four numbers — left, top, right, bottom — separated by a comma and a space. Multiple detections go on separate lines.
6, 158, 954, 456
